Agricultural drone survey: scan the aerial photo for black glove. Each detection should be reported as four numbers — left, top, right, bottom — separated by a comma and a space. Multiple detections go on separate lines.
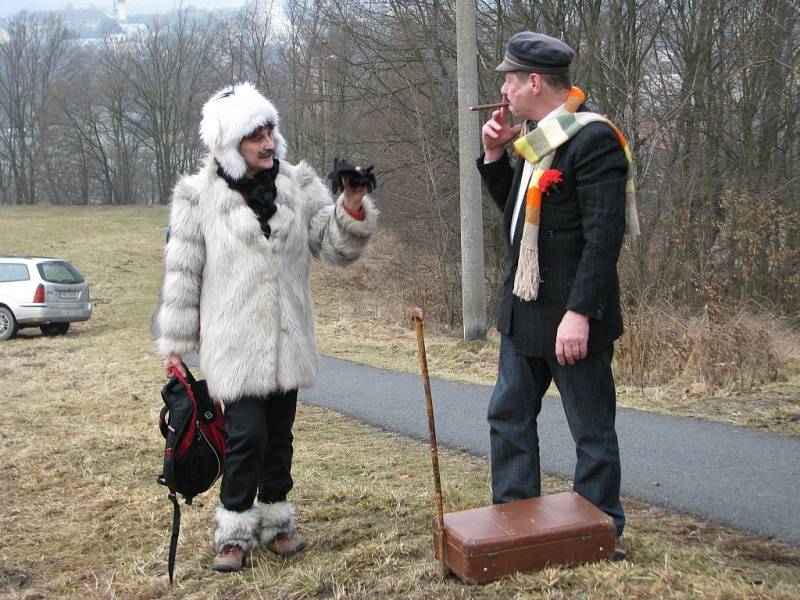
328, 158, 377, 194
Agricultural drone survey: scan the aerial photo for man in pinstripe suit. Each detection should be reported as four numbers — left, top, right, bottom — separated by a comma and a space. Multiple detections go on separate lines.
477, 32, 627, 547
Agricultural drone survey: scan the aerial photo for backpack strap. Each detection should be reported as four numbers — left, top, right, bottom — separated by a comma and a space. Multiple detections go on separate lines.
168, 491, 181, 584
175, 363, 197, 385
169, 368, 200, 462
159, 364, 199, 584
159, 405, 170, 439
165, 364, 197, 388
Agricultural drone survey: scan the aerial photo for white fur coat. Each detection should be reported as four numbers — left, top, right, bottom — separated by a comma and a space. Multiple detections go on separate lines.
157, 158, 377, 403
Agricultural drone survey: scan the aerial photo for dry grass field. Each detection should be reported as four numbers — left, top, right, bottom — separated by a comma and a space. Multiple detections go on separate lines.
1, 205, 800, 599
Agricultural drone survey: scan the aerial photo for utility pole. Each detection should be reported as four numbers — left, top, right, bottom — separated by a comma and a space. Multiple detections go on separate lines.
456, 0, 487, 340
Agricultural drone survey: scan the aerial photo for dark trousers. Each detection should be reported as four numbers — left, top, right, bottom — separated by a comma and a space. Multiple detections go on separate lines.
488, 335, 625, 536
220, 389, 298, 512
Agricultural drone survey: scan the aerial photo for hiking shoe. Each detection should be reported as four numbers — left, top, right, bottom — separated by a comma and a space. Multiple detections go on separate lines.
266, 533, 306, 557
212, 544, 246, 572
611, 538, 627, 562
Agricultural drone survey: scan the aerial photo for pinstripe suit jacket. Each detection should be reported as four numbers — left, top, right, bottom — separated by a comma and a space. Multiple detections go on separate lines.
477, 121, 628, 357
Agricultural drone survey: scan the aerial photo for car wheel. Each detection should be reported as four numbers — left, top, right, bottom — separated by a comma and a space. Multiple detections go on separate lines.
0, 306, 17, 341
41, 323, 70, 336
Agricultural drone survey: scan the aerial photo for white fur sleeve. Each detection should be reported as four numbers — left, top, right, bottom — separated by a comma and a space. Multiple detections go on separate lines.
156, 178, 205, 357
298, 162, 378, 266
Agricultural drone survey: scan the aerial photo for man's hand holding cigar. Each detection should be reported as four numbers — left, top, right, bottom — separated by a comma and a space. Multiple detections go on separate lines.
480, 104, 522, 163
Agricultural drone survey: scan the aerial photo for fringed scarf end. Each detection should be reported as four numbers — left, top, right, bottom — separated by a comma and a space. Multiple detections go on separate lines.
513, 225, 541, 302
625, 184, 640, 237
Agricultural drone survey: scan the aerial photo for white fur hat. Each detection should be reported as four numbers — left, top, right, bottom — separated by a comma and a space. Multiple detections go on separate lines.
200, 82, 288, 179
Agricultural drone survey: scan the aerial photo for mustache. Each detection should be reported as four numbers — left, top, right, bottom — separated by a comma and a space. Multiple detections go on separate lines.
258, 149, 275, 158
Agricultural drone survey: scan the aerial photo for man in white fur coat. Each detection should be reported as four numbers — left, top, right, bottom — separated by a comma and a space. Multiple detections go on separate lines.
156, 82, 378, 572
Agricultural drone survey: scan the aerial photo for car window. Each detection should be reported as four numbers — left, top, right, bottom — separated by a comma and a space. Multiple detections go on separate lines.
37, 261, 85, 284
0, 263, 30, 283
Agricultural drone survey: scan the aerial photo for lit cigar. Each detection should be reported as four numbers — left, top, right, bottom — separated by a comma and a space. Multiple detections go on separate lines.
469, 101, 510, 112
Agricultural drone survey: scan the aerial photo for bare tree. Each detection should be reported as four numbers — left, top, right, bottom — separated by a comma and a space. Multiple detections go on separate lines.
0, 0, 796, 318
0, 12, 76, 204
213, 0, 277, 90
119, 11, 217, 203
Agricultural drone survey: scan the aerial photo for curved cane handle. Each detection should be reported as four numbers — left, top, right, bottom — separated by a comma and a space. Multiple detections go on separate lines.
407, 307, 424, 324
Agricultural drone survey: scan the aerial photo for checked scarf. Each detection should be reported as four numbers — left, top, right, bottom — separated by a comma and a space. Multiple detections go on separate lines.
511, 87, 640, 302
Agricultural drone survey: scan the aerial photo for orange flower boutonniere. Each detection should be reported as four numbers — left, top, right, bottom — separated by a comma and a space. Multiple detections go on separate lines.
538, 169, 563, 194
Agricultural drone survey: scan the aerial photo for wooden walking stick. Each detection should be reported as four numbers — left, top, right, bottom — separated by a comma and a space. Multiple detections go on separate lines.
408, 307, 448, 577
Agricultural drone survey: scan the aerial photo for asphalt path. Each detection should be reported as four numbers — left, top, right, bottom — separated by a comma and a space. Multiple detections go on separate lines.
178, 351, 800, 547
302, 356, 800, 548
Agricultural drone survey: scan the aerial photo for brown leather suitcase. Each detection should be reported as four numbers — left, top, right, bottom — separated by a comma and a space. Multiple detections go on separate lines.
433, 491, 615, 584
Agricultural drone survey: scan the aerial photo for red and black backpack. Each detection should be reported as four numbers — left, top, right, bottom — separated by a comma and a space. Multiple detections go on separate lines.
157, 365, 227, 583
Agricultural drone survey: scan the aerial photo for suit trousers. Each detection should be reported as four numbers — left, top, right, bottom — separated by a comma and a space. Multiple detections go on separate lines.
488, 335, 625, 536
220, 389, 298, 512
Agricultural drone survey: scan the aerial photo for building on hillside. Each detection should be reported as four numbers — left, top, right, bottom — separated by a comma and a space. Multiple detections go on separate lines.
109, 0, 147, 36
39, 2, 149, 44
113, 0, 128, 24
55, 8, 122, 39
4, 3, 238, 44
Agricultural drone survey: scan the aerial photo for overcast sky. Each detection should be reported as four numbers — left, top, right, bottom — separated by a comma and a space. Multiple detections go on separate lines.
0, 0, 252, 18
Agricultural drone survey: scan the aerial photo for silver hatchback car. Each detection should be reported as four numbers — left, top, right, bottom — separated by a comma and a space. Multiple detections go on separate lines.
0, 256, 93, 340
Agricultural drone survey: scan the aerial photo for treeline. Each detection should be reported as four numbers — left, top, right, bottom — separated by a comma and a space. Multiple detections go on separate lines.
0, 0, 798, 322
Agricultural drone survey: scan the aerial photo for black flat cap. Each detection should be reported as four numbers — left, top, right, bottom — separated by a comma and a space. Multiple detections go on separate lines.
496, 32, 574, 74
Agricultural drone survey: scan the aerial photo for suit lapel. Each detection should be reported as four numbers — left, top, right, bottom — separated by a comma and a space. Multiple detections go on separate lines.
511, 195, 527, 261
503, 158, 526, 248
507, 159, 533, 265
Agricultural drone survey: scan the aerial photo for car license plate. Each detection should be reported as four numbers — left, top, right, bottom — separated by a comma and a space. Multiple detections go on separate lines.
60, 290, 80, 299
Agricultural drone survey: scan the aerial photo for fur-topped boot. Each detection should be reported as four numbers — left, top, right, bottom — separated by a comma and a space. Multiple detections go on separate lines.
259, 501, 306, 557
212, 504, 262, 572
